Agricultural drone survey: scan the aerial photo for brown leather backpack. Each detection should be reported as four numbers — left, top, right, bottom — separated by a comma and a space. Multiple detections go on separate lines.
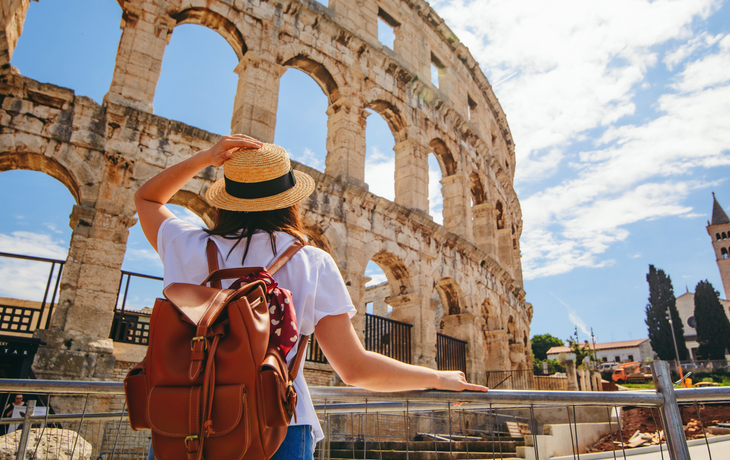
124, 241, 308, 460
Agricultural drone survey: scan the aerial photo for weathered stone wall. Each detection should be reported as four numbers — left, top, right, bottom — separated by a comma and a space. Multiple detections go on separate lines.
0, 0, 531, 384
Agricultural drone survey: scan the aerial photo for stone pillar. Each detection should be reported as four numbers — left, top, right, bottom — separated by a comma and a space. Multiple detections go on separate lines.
387, 293, 436, 368
104, 5, 174, 112
33, 205, 136, 380
0, 0, 30, 70
230, 53, 285, 142
497, 228, 514, 276
593, 372, 603, 391
325, 97, 367, 187
440, 313, 483, 385
566, 360, 578, 391
440, 173, 473, 239
483, 330, 510, 371
472, 203, 496, 259
394, 139, 429, 214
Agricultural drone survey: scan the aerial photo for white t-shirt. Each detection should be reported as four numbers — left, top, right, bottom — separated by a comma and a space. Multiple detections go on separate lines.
157, 217, 356, 442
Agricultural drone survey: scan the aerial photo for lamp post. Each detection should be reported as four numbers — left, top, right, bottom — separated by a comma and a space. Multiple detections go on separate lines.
667, 307, 683, 380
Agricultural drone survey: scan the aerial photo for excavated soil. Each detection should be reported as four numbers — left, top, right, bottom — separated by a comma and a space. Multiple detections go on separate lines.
588, 403, 730, 452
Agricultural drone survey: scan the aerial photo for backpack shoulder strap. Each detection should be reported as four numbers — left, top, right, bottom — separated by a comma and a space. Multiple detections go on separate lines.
206, 239, 222, 289
288, 335, 309, 379
267, 242, 304, 275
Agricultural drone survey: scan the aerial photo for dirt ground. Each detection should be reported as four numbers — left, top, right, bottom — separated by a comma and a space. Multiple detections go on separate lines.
588, 403, 730, 452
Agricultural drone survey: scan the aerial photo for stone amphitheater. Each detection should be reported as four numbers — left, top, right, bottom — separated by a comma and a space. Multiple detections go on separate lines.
0, 0, 532, 387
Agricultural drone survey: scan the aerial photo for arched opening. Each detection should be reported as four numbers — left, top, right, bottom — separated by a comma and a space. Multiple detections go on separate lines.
433, 278, 465, 333
120, 204, 207, 314
469, 172, 486, 205
11, 0, 122, 104
428, 154, 444, 224
427, 139, 456, 226
364, 110, 396, 201
723, 232, 728, 240
507, 315, 516, 345
496, 201, 505, 230
722, 247, 729, 259
718, 233, 722, 241
173, 8, 247, 59
364, 261, 390, 317
0, 170, 76, 339
274, 68, 328, 172
153, 24, 239, 134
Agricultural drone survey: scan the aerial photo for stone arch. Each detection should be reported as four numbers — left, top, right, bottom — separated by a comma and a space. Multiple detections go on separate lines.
172, 8, 248, 59
495, 201, 505, 230
428, 138, 456, 176
369, 250, 412, 298
0, 151, 82, 205
281, 55, 340, 103
169, 190, 216, 228
469, 172, 486, 204
434, 277, 464, 316
507, 315, 516, 344
365, 99, 407, 144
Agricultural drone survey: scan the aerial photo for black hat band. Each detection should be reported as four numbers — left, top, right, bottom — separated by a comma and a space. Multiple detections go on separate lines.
224, 169, 297, 199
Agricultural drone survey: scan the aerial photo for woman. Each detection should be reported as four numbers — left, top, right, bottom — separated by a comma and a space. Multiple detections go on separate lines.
135, 134, 487, 460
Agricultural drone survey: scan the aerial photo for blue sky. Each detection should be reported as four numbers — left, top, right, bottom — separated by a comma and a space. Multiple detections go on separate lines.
1, 0, 729, 346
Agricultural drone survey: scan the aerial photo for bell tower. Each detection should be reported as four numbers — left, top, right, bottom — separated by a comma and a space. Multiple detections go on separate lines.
707, 192, 730, 298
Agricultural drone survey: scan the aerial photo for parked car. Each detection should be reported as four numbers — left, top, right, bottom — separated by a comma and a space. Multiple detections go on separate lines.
693, 381, 720, 388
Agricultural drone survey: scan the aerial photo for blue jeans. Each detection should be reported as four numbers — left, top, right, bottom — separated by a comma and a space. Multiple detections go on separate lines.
271, 425, 315, 460
147, 426, 314, 460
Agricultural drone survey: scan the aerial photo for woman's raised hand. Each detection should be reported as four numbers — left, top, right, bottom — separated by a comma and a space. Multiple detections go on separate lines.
207, 134, 263, 167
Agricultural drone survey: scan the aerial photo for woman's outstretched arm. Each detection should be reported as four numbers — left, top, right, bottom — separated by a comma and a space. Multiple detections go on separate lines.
134, 134, 262, 251
314, 314, 488, 392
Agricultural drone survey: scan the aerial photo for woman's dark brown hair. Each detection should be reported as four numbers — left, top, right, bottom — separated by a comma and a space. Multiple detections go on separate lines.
203, 204, 307, 264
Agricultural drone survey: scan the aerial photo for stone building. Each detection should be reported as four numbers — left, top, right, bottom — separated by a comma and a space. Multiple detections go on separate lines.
0, 0, 531, 387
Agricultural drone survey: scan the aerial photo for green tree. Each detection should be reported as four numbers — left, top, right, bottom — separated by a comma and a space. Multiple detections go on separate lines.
531, 334, 564, 361
566, 328, 595, 366
694, 280, 730, 360
645, 265, 689, 360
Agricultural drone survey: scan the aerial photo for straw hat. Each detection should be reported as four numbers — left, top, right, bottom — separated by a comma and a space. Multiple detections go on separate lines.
206, 143, 315, 212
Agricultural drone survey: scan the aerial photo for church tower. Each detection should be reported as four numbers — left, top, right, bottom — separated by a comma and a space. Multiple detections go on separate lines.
707, 192, 730, 298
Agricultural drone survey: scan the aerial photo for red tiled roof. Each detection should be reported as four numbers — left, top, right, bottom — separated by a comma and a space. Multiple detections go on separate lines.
546, 338, 648, 355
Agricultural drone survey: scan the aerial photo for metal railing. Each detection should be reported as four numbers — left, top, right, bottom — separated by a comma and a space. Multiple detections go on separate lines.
436, 332, 467, 374
0, 252, 65, 337
307, 333, 328, 364
0, 362, 730, 460
3, 362, 724, 460
365, 313, 412, 364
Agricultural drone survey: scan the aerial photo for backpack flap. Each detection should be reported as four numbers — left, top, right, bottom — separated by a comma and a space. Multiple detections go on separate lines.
163, 283, 233, 325
147, 384, 250, 460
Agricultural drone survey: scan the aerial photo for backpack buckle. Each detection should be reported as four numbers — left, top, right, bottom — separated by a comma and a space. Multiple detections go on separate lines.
184, 435, 199, 448
191, 336, 208, 351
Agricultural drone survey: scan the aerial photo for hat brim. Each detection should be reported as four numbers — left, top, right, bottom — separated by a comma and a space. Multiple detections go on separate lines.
206, 170, 315, 212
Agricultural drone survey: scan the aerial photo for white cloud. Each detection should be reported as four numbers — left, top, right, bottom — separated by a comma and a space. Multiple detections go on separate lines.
125, 248, 162, 264
551, 292, 590, 336
428, 165, 444, 225
169, 206, 206, 228
0, 231, 68, 259
290, 147, 325, 172
0, 231, 68, 301
365, 273, 388, 287
364, 146, 395, 201
428, 0, 729, 279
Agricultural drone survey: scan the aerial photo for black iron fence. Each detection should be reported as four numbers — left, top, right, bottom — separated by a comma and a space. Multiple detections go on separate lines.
365, 313, 412, 364
0, 252, 65, 338
436, 332, 466, 374
306, 334, 328, 364
109, 270, 163, 345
